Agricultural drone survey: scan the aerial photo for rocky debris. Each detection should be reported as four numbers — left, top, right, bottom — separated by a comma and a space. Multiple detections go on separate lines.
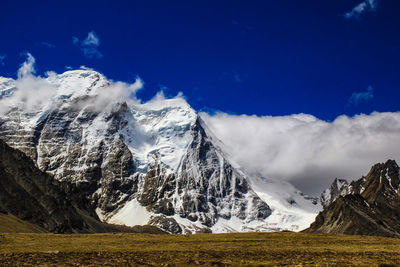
148, 215, 182, 234
305, 160, 400, 237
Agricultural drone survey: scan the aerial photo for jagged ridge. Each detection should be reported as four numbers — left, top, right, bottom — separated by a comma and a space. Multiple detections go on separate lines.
306, 160, 400, 237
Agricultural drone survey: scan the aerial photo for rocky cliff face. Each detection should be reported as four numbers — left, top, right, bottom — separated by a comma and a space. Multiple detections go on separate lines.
0, 69, 319, 233
0, 138, 102, 233
138, 118, 271, 233
320, 178, 350, 209
0, 139, 167, 234
305, 160, 400, 237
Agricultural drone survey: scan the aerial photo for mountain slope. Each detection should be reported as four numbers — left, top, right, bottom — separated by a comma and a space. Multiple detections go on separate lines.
0, 139, 166, 234
0, 70, 319, 233
305, 160, 400, 237
0, 213, 47, 233
0, 138, 101, 233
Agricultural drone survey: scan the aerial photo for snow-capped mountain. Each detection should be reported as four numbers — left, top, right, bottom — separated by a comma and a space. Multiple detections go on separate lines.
0, 69, 320, 233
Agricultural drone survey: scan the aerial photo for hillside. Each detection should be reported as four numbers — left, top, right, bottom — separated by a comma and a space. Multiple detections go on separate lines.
0, 139, 165, 234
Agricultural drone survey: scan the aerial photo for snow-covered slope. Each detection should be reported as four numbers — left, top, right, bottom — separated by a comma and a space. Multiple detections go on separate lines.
247, 175, 320, 232
0, 69, 320, 233
0, 77, 16, 97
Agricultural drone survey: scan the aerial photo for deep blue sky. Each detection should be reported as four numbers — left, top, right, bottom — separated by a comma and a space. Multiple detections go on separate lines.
0, 0, 399, 120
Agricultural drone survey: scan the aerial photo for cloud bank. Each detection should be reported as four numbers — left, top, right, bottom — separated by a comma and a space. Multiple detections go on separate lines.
201, 111, 400, 195
345, 0, 378, 19
73, 31, 103, 59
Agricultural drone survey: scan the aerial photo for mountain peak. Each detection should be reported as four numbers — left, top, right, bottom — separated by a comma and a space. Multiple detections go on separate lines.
62, 68, 103, 76
383, 159, 399, 171
307, 159, 400, 237
369, 159, 398, 172
48, 69, 109, 99
360, 159, 400, 201
320, 177, 349, 208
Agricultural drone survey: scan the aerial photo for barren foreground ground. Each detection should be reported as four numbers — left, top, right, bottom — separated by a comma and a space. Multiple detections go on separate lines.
0, 232, 400, 266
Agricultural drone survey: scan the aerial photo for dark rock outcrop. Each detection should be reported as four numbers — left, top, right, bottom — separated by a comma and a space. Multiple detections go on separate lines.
0, 139, 95, 233
148, 215, 182, 234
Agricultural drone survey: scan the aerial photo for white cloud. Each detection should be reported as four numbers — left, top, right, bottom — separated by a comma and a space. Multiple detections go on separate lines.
348, 86, 374, 105
73, 31, 103, 59
0, 53, 56, 114
201, 111, 400, 195
0, 53, 143, 115
0, 55, 6, 66
345, 0, 378, 19
82, 31, 100, 47
17, 53, 36, 78
86, 78, 144, 112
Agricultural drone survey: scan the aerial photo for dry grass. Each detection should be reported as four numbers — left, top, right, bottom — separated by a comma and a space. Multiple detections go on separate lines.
1, 232, 400, 266
0, 214, 46, 233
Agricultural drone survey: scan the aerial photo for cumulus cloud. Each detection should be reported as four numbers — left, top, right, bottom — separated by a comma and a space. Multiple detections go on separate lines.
18, 53, 36, 77
0, 53, 143, 115
0, 53, 56, 114
345, 0, 378, 19
73, 31, 103, 59
348, 86, 374, 106
0, 55, 6, 66
201, 111, 400, 195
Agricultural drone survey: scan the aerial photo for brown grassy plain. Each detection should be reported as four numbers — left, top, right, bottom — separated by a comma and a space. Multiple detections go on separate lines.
0, 232, 399, 266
